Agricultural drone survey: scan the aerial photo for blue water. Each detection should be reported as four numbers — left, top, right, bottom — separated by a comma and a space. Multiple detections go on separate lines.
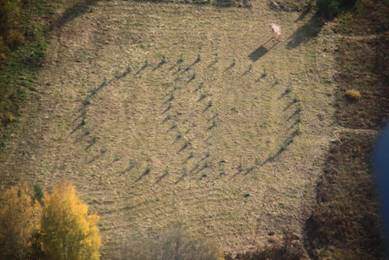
373, 123, 389, 251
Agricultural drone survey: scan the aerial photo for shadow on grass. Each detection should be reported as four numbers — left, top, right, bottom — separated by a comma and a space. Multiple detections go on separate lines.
248, 38, 279, 62
49, 0, 99, 31
287, 14, 324, 49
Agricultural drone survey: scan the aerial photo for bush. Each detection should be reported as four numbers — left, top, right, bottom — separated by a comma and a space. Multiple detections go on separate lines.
0, 182, 42, 259
316, 0, 357, 18
122, 224, 222, 260
345, 89, 361, 100
41, 182, 101, 260
1, 111, 16, 126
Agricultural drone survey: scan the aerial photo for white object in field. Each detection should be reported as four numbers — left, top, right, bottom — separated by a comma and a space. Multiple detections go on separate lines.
270, 23, 282, 40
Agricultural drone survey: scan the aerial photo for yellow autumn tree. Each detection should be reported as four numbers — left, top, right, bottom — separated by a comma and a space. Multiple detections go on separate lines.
0, 182, 42, 259
41, 182, 101, 260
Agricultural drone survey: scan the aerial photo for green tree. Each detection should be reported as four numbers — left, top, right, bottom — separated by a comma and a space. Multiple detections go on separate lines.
316, 0, 357, 18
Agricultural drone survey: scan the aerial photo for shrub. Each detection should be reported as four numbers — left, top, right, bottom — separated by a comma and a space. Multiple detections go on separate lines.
0, 182, 42, 259
41, 182, 101, 260
345, 89, 361, 100
1, 111, 16, 126
122, 224, 222, 260
33, 183, 44, 203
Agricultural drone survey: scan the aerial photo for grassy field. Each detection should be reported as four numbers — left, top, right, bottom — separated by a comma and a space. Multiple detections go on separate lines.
0, 0, 386, 258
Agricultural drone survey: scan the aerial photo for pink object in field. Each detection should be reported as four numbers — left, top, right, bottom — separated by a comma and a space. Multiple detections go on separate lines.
270, 23, 281, 40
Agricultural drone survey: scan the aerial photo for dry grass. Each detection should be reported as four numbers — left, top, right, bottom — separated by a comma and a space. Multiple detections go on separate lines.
226, 232, 305, 259
121, 224, 222, 260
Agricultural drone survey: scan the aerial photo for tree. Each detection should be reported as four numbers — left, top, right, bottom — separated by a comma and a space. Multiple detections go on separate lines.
40, 182, 101, 260
0, 182, 42, 259
316, 0, 357, 18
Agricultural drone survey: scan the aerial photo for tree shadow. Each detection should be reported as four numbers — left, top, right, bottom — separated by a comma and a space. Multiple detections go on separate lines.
49, 0, 99, 31
248, 38, 279, 62
287, 14, 324, 49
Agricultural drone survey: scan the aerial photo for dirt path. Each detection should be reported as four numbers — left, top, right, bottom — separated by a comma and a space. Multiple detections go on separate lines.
0, 0, 337, 257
